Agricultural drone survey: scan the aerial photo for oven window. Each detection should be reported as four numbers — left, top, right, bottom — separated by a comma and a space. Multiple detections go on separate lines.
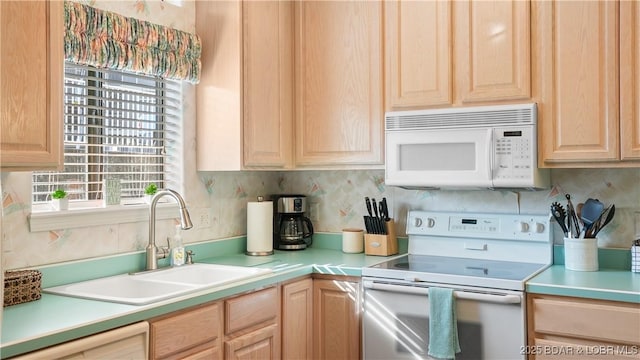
399, 143, 476, 171
395, 315, 483, 360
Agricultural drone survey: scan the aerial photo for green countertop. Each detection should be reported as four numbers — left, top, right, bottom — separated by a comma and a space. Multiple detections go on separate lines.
3, 238, 639, 358
527, 265, 640, 303
1, 244, 395, 359
526, 245, 640, 303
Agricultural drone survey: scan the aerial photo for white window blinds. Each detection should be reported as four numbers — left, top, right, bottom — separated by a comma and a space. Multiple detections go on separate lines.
32, 62, 182, 204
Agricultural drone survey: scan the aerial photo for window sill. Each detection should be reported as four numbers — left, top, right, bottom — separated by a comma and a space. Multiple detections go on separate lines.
29, 201, 179, 232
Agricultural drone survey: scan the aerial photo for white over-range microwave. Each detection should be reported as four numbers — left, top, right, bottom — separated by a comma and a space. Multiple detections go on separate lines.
385, 103, 549, 190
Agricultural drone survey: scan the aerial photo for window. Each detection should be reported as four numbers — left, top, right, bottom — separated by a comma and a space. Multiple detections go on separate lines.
32, 62, 182, 206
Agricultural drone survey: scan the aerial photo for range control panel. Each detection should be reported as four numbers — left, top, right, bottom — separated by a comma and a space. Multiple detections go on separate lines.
407, 211, 551, 242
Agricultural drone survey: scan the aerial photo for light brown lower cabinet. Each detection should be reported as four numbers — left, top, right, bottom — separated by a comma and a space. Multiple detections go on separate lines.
149, 301, 223, 360
224, 286, 280, 360
527, 294, 640, 360
313, 276, 361, 360
281, 277, 314, 359
10, 321, 149, 360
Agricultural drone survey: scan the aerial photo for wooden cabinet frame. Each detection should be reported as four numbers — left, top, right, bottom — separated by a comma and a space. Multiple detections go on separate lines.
1, 1, 63, 170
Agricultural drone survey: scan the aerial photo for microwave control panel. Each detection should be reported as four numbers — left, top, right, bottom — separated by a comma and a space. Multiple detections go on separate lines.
493, 126, 535, 181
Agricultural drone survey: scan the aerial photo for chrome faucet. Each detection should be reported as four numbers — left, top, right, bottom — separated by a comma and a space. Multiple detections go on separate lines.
146, 189, 193, 270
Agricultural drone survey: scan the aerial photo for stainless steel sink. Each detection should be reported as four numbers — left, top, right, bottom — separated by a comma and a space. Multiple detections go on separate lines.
44, 263, 272, 305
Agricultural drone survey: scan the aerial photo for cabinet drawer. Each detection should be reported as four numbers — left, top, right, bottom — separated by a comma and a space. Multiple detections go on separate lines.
150, 302, 222, 359
531, 295, 640, 345
11, 322, 149, 360
225, 286, 278, 335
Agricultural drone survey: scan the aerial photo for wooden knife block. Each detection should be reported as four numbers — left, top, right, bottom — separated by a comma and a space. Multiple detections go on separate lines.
364, 220, 398, 256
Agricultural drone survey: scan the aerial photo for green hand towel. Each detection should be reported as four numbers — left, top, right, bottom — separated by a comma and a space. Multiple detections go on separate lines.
428, 287, 461, 359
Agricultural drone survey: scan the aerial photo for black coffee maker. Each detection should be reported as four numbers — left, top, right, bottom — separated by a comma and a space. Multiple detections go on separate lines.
273, 195, 314, 250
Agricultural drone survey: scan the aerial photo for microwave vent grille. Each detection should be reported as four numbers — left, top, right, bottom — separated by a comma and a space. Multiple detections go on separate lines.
386, 104, 536, 131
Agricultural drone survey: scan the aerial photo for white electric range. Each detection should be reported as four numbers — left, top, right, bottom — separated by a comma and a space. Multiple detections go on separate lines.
362, 210, 553, 360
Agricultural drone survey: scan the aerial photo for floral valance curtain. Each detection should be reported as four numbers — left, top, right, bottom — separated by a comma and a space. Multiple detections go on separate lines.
64, 1, 201, 83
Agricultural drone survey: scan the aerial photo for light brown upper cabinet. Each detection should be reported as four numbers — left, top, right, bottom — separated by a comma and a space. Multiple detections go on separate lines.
242, 1, 294, 169
620, 0, 640, 160
1, 1, 63, 170
294, 1, 384, 167
385, 0, 531, 111
196, 1, 294, 171
534, 0, 640, 167
196, 0, 383, 170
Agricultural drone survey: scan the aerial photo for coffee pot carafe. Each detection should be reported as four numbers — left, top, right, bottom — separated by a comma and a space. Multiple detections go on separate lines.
280, 215, 313, 242
273, 195, 314, 250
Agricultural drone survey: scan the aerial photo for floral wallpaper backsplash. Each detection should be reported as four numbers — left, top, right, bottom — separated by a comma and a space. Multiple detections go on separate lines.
3, 166, 639, 270
2, 1, 640, 271
279, 168, 640, 248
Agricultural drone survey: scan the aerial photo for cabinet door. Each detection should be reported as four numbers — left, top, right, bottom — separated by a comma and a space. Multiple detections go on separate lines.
385, 0, 452, 110
533, 0, 620, 165
282, 278, 313, 360
0, 0, 63, 170
313, 278, 360, 360
243, 1, 294, 168
295, 1, 383, 166
454, 0, 531, 104
195, 1, 242, 171
621, 0, 640, 160
225, 324, 280, 360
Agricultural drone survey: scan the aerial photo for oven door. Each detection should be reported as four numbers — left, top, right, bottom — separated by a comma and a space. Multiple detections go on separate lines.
385, 128, 493, 188
362, 279, 525, 360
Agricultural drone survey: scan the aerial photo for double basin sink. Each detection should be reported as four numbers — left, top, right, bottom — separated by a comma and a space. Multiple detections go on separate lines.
44, 263, 272, 305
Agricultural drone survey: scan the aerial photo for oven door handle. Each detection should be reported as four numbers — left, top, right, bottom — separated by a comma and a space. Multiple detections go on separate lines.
362, 280, 521, 304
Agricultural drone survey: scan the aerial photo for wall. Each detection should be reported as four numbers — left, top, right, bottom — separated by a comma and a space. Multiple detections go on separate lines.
279, 168, 640, 249
2, 1, 639, 271
4, 163, 638, 270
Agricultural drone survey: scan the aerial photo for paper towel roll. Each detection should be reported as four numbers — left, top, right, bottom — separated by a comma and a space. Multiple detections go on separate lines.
246, 199, 274, 256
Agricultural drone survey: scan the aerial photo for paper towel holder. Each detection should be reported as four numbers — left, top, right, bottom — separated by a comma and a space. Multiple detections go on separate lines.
246, 196, 275, 256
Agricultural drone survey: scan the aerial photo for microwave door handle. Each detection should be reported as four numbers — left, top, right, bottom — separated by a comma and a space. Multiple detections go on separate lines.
363, 280, 521, 304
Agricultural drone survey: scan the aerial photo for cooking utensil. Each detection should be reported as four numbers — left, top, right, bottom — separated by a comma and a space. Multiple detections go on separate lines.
364, 197, 374, 233
576, 202, 584, 228
597, 204, 615, 231
566, 194, 580, 237
372, 198, 379, 219
588, 204, 615, 238
581, 198, 604, 230
371, 198, 380, 233
365, 197, 373, 217
381, 197, 390, 221
378, 201, 388, 234
550, 202, 568, 236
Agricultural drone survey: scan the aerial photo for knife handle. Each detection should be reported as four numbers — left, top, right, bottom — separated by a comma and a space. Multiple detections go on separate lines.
381, 198, 390, 221
372, 198, 379, 218
365, 197, 373, 217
